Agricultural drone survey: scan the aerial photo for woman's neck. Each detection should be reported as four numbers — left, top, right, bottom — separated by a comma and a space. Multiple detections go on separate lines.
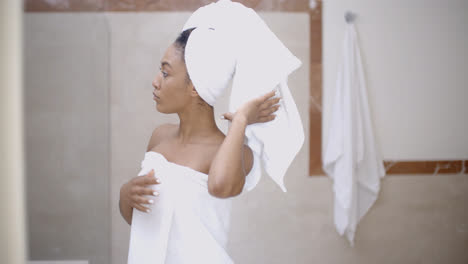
176, 105, 220, 145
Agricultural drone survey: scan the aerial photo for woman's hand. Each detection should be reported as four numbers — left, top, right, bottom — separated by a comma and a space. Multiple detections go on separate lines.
221, 89, 281, 125
120, 169, 161, 213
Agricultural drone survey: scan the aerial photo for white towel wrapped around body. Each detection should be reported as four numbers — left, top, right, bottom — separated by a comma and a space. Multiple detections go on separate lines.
127, 151, 235, 264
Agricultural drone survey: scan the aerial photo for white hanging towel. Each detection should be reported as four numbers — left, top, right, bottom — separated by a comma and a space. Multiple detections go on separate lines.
322, 21, 386, 246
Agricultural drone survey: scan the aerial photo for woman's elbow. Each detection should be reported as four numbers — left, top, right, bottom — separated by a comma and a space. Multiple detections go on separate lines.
208, 178, 245, 198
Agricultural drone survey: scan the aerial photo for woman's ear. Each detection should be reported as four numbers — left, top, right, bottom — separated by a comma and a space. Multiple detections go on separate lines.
191, 85, 199, 98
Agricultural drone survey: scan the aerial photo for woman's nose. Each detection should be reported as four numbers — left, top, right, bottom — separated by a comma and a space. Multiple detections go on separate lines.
152, 73, 161, 89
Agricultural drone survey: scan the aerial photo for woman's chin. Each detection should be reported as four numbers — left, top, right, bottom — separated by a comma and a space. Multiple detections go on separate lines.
155, 104, 170, 114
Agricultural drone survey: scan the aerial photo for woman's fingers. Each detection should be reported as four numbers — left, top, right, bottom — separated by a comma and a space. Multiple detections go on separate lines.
133, 203, 151, 213
253, 92, 281, 122
264, 104, 280, 114
134, 195, 154, 205
145, 169, 161, 184
259, 104, 280, 118
121, 169, 162, 214
258, 115, 276, 123
256, 89, 277, 105
263, 89, 277, 100
262, 97, 281, 108
221, 112, 234, 121
130, 188, 159, 213
133, 169, 161, 186
258, 97, 281, 113
131, 185, 158, 196
144, 175, 161, 185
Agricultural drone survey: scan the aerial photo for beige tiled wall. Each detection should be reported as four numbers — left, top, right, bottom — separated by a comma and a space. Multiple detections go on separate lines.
24, 13, 110, 264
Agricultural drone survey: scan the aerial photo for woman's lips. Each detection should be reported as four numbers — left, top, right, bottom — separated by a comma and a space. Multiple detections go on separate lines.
153, 93, 160, 100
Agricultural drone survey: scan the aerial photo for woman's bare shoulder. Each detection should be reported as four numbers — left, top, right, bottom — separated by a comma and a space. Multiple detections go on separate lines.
146, 123, 178, 151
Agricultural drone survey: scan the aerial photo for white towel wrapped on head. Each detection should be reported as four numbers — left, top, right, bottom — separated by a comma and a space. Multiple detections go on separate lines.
182, 0, 304, 192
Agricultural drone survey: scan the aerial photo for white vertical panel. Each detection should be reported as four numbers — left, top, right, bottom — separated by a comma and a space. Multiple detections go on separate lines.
0, 1, 27, 264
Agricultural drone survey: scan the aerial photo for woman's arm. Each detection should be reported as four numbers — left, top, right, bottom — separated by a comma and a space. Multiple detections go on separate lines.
119, 125, 168, 224
208, 115, 253, 198
208, 90, 281, 198
119, 170, 160, 225
119, 182, 134, 225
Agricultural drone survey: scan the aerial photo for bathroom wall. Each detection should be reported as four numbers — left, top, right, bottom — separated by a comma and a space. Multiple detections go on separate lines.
24, 14, 110, 264
322, 0, 468, 159
316, 0, 468, 263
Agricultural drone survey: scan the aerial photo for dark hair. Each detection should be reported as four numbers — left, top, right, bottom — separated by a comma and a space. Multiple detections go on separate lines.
174, 27, 210, 107
174, 27, 196, 64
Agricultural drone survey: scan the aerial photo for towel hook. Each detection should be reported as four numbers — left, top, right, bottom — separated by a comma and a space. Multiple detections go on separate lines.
344, 11, 355, 24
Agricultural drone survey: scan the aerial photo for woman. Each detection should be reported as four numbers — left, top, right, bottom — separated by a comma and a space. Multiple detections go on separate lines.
119, 28, 282, 263
120, 27, 281, 219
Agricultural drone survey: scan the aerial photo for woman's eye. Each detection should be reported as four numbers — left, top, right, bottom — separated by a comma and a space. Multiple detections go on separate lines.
159, 67, 168, 78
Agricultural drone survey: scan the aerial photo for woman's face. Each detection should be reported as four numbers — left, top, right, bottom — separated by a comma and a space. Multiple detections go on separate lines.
152, 43, 194, 113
